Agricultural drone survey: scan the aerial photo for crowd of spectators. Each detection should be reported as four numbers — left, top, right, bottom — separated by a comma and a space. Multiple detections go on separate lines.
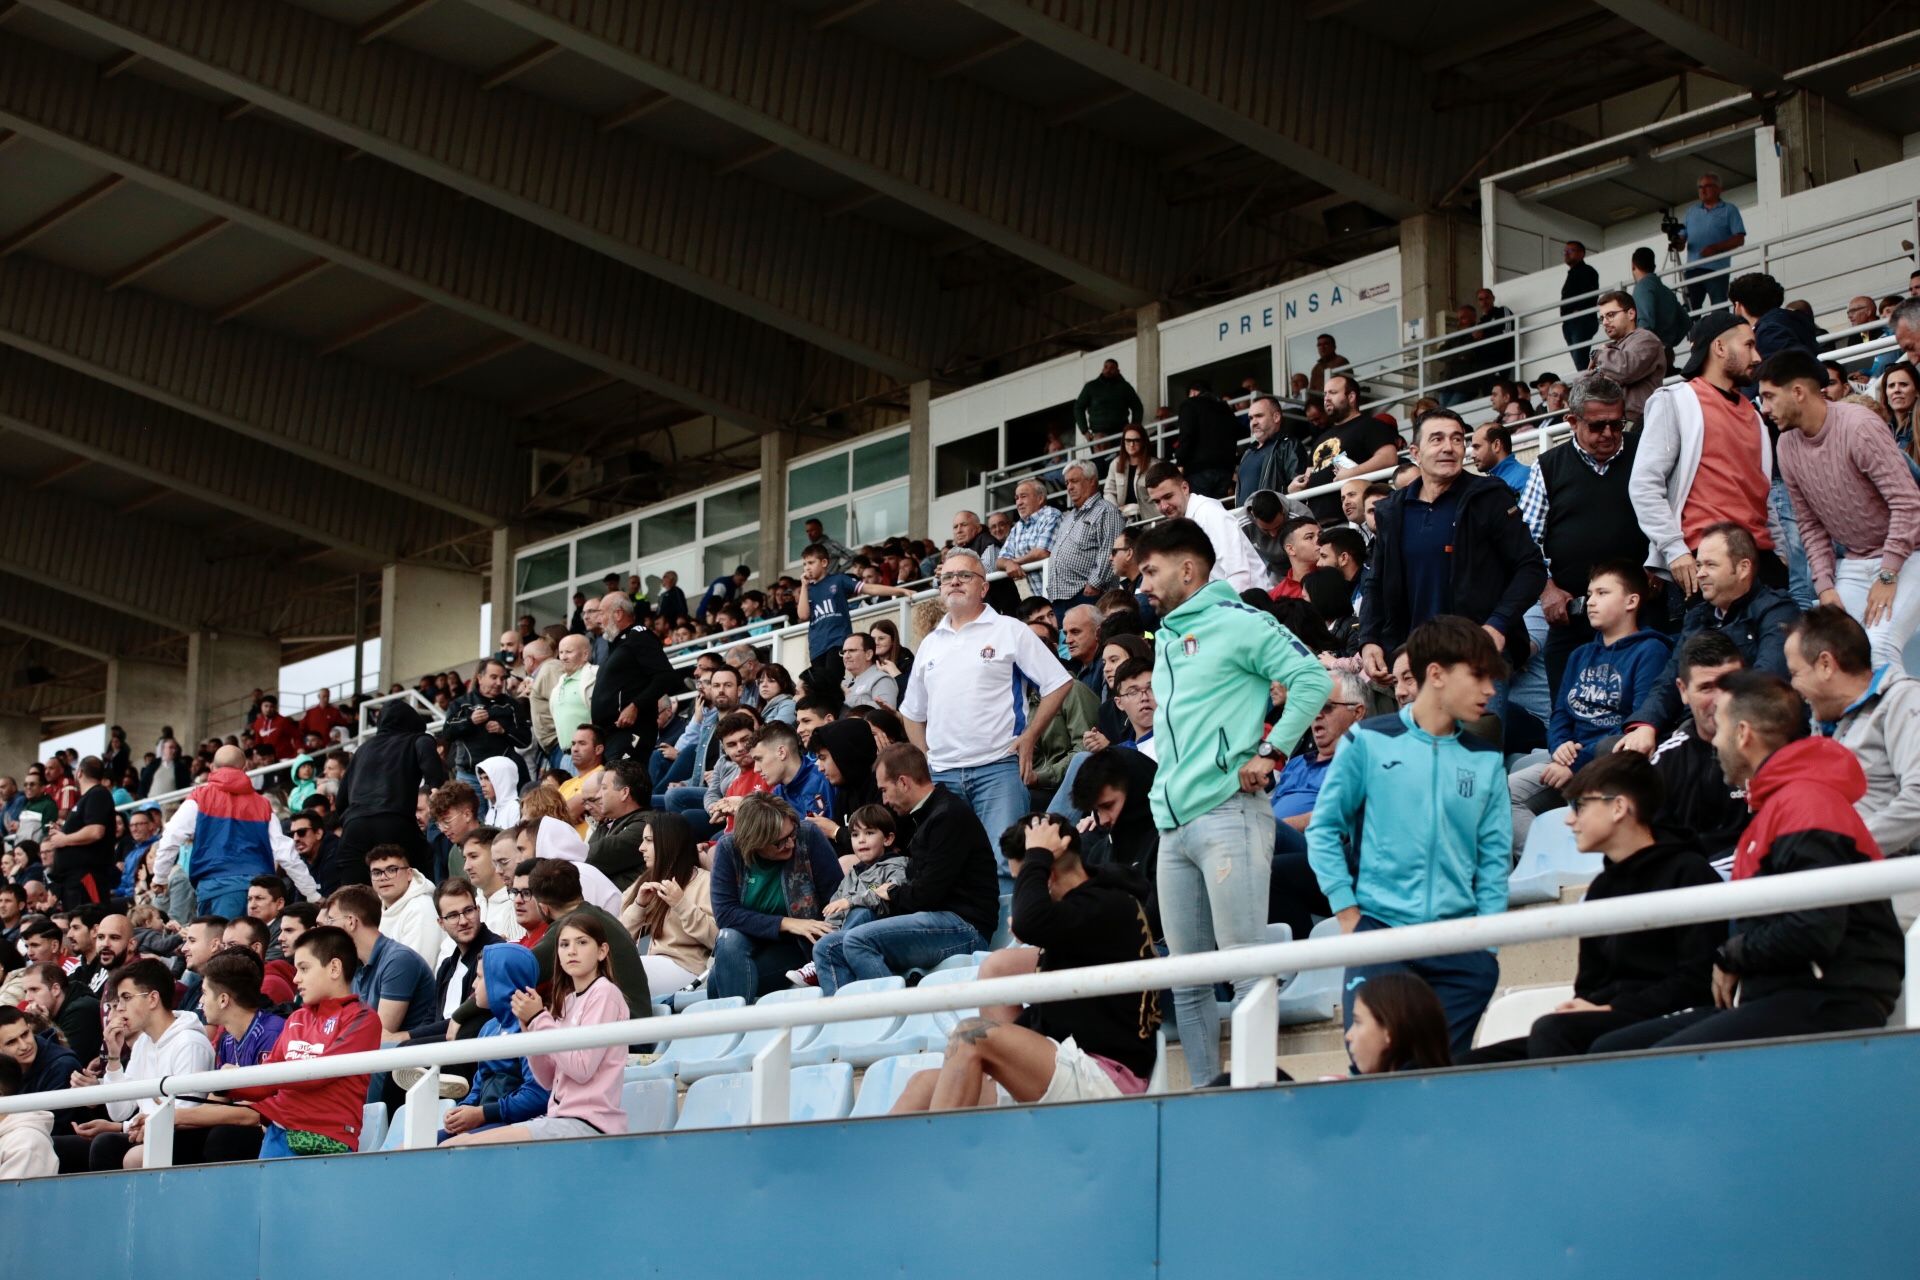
4, 225, 1920, 1176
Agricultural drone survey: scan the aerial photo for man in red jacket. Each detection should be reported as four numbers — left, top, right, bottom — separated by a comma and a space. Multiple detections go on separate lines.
1589, 672, 1904, 1053
250, 696, 301, 762
182, 925, 383, 1156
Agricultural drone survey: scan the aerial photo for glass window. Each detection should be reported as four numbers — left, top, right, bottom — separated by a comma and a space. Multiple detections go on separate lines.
636, 504, 696, 560
851, 484, 908, 545
704, 530, 761, 586
513, 589, 569, 631
851, 434, 910, 491
703, 482, 760, 535
935, 428, 998, 497
788, 454, 848, 509
515, 546, 568, 596
790, 506, 846, 561
633, 551, 699, 606
574, 523, 633, 578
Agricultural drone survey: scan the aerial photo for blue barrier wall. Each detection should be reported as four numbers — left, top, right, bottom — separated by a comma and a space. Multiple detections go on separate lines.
6, 1031, 1914, 1278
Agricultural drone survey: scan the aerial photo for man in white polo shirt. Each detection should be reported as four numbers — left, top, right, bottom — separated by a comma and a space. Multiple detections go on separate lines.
901, 549, 1073, 881
1144, 462, 1264, 593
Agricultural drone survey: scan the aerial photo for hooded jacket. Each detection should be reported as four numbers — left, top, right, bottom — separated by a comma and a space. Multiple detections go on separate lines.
461, 942, 552, 1127
1823, 668, 1920, 857
477, 756, 522, 829
444, 686, 531, 783
0, 1110, 55, 1180
339, 701, 446, 826
1148, 579, 1333, 830
1720, 737, 1903, 1009
381, 868, 446, 966
21, 1034, 88, 1136
534, 817, 624, 915
808, 718, 890, 860
1574, 830, 1724, 1018
105, 1010, 217, 1125
287, 755, 319, 812
180, 767, 278, 887
1752, 304, 1823, 362
1628, 584, 1798, 735
230, 994, 383, 1149
1551, 628, 1674, 769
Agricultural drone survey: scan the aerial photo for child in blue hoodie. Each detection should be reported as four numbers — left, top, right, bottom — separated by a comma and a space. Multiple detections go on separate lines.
1509, 563, 1672, 850
437, 943, 550, 1144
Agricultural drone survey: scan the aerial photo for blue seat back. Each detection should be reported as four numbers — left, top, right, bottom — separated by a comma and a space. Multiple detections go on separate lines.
852, 1052, 944, 1116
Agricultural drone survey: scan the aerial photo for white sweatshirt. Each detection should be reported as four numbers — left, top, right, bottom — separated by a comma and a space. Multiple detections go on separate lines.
105, 1010, 216, 1126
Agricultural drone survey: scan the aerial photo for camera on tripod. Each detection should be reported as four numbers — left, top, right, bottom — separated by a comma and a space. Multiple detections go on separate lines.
1659, 208, 1685, 249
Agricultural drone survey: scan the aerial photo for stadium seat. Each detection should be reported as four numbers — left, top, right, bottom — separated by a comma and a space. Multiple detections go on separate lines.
620, 1077, 678, 1132
1276, 917, 1345, 1026
792, 975, 906, 1066
929, 952, 976, 973
989, 894, 1014, 949
790, 1063, 856, 1121
677, 987, 825, 1080
1145, 1030, 1171, 1095
668, 988, 710, 1013
380, 1098, 454, 1151
360, 1102, 388, 1153
675, 1072, 754, 1130
651, 1002, 671, 1020
1472, 984, 1575, 1049
1508, 819, 1602, 906
817, 965, 979, 1065
625, 996, 746, 1080
851, 1052, 944, 1116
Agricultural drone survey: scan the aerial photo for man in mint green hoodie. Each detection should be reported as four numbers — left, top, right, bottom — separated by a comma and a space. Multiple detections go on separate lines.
1307, 615, 1512, 1058
1137, 517, 1333, 1085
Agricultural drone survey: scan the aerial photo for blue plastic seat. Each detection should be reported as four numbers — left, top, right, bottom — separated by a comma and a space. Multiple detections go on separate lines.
677, 987, 824, 1081
852, 1052, 945, 1116
625, 996, 746, 1080
792, 975, 906, 1066
1276, 917, 1345, 1026
818, 966, 978, 1065
1508, 818, 1602, 906
359, 1102, 388, 1153
620, 1077, 678, 1132
790, 1063, 856, 1121
929, 952, 976, 973
988, 894, 1014, 949
675, 1072, 753, 1130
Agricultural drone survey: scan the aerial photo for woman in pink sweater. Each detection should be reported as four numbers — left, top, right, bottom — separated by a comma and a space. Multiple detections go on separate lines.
450, 914, 630, 1142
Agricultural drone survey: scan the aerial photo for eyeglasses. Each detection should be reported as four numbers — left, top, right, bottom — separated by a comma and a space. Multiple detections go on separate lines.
1315, 701, 1363, 713
510, 887, 535, 900
438, 906, 479, 923
1596, 309, 1627, 324
1582, 419, 1625, 434
368, 865, 406, 879
937, 571, 980, 585
1115, 685, 1152, 701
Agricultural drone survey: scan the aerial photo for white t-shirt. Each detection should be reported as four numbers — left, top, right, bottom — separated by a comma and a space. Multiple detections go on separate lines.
1184, 492, 1264, 593
900, 605, 1072, 771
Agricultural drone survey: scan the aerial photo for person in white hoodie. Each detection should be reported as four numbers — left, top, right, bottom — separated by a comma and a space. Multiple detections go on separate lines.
365, 844, 443, 965
0, 1056, 57, 1179
477, 756, 523, 830
53, 958, 214, 1173
523, 816, 624, 916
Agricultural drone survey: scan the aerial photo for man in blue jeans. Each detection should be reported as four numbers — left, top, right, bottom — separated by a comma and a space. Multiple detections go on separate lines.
813, 745, 999, 993
1307, 616, 1512, 1058
901, 549, 1073, 884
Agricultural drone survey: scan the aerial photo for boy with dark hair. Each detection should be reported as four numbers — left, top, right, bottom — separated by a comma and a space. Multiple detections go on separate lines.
1307, 615, 1511, 1057
804, 804, 912, 987
751, 722, 835, 821
1508, 561, 1672, 847
1467, 752, 1721, 1062
1268, 517, 1322, 601
1645, 630, 1750, 872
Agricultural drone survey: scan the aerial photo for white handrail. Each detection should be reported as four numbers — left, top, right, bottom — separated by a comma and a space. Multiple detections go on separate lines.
13, 855, 1919, 1128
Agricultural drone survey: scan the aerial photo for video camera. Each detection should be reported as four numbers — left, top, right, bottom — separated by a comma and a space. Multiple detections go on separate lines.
1659, 208, 1685, 248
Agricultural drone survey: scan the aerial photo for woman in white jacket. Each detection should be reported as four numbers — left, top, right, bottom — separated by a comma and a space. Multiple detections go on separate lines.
1103, 424, 1157, 518
58, 959, 214, 1172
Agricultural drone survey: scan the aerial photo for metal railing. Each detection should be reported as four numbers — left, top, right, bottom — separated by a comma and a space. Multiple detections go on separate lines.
9, 855, 1918, 1163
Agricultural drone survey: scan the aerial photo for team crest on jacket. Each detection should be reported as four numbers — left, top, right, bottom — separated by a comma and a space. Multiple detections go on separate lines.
1456, 768, 1475, 799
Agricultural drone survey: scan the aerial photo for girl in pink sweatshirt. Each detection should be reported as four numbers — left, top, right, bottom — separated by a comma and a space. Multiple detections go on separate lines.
453, 914, 630, 1142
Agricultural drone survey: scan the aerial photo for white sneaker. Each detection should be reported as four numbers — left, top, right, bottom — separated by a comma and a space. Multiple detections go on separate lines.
393, 1066, 470, 1100
784, 961, 819, 987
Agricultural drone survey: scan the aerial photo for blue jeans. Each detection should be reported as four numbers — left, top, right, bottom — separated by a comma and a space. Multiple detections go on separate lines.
1509, 604, 1551, 725
815, 909, 985, 993
1157, 790, 1275, 1085
932, 756, 1029, 876
1770, 474, 1817, 610
709, 928, 810, 1004
193, 875, 254, 920
1342, 916, 1499, 1060
810, 907, 874, 990
1047, 750, 1092, 820
664, 785, 716, 842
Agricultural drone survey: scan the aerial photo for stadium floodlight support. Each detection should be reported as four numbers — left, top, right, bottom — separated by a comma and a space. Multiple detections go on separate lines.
10, 855, 1920, 1163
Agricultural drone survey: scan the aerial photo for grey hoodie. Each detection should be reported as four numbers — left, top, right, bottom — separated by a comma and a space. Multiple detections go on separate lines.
1827, 669, 1920, 856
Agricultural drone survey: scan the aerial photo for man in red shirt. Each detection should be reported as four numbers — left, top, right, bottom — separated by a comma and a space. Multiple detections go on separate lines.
185, 925, 383, 1156
250, 696, 301, 762
1268, 517, 1322, 601
299, 689, 352, 742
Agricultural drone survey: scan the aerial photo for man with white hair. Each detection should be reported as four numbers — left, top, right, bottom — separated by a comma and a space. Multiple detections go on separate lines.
1894, 297, 1920, 367
590, 592, 680, 764
581, 596, 609, 665
1043, 460, 1125, 623
999, 478, 1063, 598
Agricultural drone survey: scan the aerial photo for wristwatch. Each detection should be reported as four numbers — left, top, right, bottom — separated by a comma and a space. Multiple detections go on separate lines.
1876, 569, 1899, 586
1255, 742, 1283, 762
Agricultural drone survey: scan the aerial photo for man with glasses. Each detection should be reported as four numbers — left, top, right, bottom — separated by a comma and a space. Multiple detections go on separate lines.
1522, 374, 1649, 695
901, 550, 1073, 881
363, 845, 441, 966
1676, 172, 1745, 311
840, 632, 899, 710
428, 879, 502, 1032
1108, 528, 1157, 627
1586, 290, 1667, 418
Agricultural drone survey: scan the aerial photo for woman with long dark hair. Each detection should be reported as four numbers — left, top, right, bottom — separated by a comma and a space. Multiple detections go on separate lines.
1345, 973, 1453, 1074
1103, 425, 1156, 518
756, 664, 798, 726
869, 619, 913, 681
619, 811, 714, 996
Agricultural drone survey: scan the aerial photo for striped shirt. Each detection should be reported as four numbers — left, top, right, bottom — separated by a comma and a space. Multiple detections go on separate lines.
1046, 493, 1125, 601
1002, 503, 1063, 596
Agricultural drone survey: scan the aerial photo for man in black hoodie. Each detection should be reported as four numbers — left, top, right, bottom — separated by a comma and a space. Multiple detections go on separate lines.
891, 813, 1159, 1111
1070, 747, 1160, 937
337, 701, 447, 876
1464, 753, 1722, 1062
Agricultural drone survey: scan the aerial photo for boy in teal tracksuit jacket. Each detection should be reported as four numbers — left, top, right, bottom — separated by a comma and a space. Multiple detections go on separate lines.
1305, 616, 1511, 1057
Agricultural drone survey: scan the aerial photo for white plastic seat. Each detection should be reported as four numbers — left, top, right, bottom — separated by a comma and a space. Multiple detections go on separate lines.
1471, 983, 1576, 1049
1508, 818, 1603, 906
792, 976, 907, 1066
625, 996, 746, 1080
790, 1063, 856, 1121
359, 1102, 388, 1153
620, 1077, 678, 1132
675, 1072, 753, 1130
851, 1052, 944, 1116
379, 1098, 453, 1151
677, 988, 824, 1080
1276, 917, 1345, 1026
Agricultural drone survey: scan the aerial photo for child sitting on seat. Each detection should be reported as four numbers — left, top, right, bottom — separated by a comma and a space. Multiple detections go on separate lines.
788, 805, 910, 987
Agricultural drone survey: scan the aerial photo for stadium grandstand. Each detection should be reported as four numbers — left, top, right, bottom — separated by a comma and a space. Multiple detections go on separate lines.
4, 0, 1920, 1273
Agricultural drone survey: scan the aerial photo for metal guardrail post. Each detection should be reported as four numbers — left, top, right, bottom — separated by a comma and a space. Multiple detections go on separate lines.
752, 1030, 792, 1124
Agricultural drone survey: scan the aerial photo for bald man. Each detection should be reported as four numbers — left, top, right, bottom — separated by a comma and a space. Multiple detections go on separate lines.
152, 745, 317, 917
548, 633, 599, 773
525, 635, 564, 768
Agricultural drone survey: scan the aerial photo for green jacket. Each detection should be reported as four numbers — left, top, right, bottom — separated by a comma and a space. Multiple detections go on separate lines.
1149, 580, 1333, 830
1074, 374, 1144, 435
1028, 679, 1100, 790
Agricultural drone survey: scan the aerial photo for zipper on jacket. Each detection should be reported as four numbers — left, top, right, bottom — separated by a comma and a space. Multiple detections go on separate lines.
1162, 653, 1183, 826
1424, 737, 1438, 921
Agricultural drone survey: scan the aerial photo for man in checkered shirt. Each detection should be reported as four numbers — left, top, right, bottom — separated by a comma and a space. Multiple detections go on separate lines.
1000, 478, 1062, 598
1044, 461, 1126, 623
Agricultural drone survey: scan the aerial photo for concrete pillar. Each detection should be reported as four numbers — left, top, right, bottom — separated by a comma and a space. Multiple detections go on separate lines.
488, 525, 523, 633
0, 714, 41, 773
1399, 211, 1482, 350
907, 379, 932, 541
379, 563, 484, 691
1134, 303, 1164, 419
186, 631, 281, 743
1774, 92, 1901, 196
105, 658, 189, 755
758, 430, 791, 578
